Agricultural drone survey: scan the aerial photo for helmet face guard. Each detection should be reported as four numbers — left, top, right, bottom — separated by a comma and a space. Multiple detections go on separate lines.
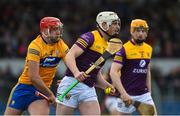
96, 11, 120, 37
40, 17, 63, 43
130, 19, 149, 44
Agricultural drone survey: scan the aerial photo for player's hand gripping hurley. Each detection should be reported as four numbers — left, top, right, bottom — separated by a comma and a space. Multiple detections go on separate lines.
57, 38, 122, 102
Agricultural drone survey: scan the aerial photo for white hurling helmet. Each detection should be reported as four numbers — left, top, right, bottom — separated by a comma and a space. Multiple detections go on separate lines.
96, 11, 120, 31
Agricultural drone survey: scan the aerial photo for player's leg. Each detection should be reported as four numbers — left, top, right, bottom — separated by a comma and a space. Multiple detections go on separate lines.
56, 76, 78, 115
116, 98, 135, 115
4, 84, 24, 115
5, 83, 51, 115
104, 96, 122, 115
133, 92, 157, 115
56, 103, 74, 115
28, 99, 49, 115
78, 100, 100, 115
77, 82, 101, 115
4, 107, 23, 115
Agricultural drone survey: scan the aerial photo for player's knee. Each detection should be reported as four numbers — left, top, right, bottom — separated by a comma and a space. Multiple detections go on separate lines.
28, 101, 50, 115
4, 107, 23, 115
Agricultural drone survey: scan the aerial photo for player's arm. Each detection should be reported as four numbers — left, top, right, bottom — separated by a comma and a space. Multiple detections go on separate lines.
65, 44, 86, 81
100, 70, 109, 81
110, 63, 125, 94
110, 48, 130, 100
110, 62, 131, 102
100, 62, 110, 81
146, 63, 151, 93
147, 63, 157, 115
65, 33, 94, 81
28, 60, 54, 99
27, 43, 55, 103
95, 70, 115, 91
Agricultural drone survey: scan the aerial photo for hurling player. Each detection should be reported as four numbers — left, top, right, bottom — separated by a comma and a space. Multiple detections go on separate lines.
56, 11, 121, 115
4, 17, 69, 115
110, 19, 157, 115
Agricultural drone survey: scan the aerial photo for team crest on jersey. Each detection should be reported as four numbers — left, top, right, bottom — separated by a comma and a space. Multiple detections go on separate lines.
95, 45, 101, 49
139, 60, 146, 67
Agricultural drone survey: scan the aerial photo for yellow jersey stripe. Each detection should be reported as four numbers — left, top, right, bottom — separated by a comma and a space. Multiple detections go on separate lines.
77, 41, 87, 48
6, 83, 19, 108
78, 39, 88, 46
114, 55, 123, 62
79, 39, 88, 46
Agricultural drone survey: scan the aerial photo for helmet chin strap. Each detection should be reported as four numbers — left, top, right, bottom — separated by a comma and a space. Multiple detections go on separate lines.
133, 38, 145, 44
41, 28, 50, 38
50, 37, 60, 43
97, 23, 118, 40
41, 28, 61, 44
41, 32, 48, 38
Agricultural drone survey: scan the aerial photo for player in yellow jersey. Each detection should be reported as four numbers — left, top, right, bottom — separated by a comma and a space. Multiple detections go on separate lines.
4, 17, 69, 115
56, 11, 121, 115
110, 19, 157, 115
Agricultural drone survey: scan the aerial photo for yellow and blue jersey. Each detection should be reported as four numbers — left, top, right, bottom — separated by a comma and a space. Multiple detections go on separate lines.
66, 30, 108, 87
18, 35, 69, 87
113, 40, 152, 95
7, 35, 68, 110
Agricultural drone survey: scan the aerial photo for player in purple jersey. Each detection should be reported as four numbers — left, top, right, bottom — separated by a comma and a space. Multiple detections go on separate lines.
56, 11, 121, 115
100, 60, 122, 115
110, 19, 157, 115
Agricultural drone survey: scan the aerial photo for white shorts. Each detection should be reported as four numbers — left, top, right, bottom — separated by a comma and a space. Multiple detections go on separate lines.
105, 96, 119, 113
105, 92, 155, 114
56, 76, 98, 108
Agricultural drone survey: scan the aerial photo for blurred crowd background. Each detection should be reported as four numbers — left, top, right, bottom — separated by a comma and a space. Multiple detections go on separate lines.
0, 0, 180, 115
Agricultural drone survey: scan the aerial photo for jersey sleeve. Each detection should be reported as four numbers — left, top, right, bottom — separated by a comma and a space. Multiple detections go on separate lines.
75, 32, 94, 50
59, 39, 69, 59
27, 42, 41, 62
113, 47, 126, 65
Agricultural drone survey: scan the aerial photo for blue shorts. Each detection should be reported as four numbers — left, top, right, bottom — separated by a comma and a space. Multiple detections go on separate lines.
7, 83, 44, 111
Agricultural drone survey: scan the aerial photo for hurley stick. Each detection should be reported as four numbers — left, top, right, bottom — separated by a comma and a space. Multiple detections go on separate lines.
125, 100, 155, 115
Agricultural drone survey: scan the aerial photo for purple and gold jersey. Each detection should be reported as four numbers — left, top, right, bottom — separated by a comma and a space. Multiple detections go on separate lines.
18, 35, 69, 87
113, 40, 152, 95
66, 30, 108, 87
